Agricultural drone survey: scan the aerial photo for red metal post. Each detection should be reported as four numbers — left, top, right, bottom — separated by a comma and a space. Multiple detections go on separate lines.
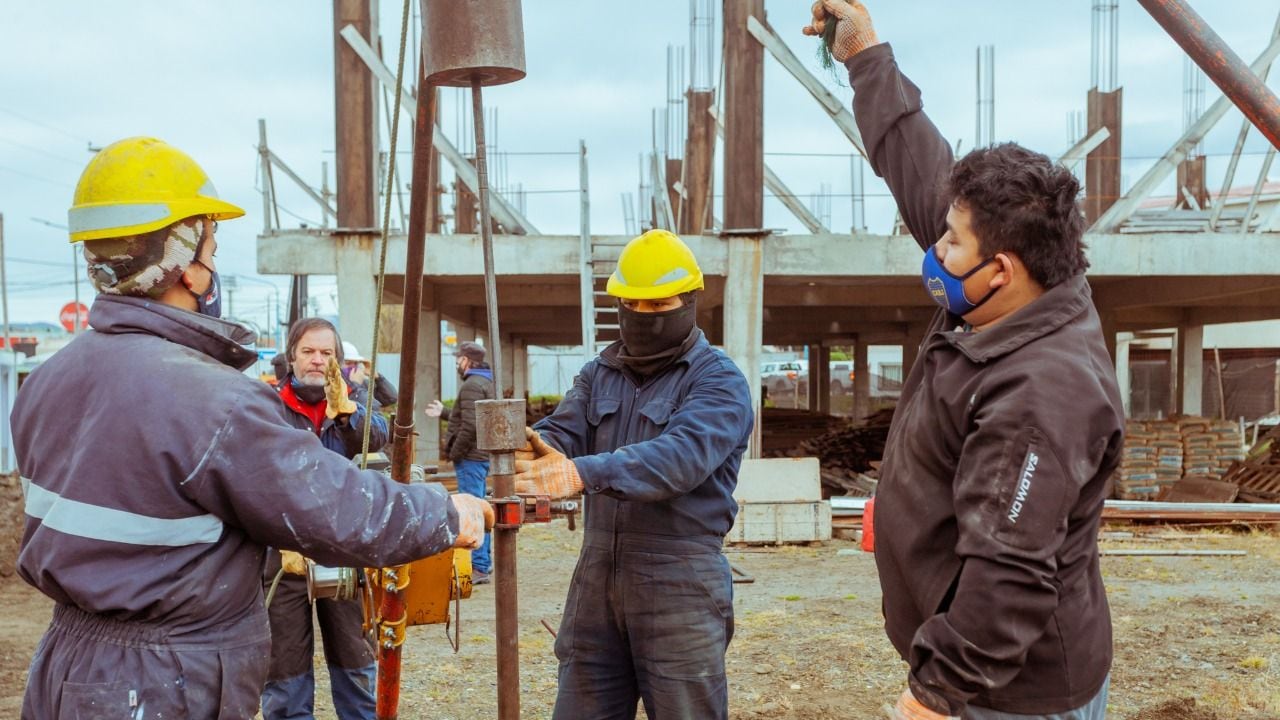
374, 65, 438, 720
1138, 0, 1280, 150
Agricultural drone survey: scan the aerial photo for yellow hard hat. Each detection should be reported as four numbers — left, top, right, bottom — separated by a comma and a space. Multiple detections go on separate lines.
67, 137, 245, 243
606, 229, 705, 300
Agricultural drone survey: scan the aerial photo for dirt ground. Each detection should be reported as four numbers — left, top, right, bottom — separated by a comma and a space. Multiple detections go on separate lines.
2, 470, 1279, 718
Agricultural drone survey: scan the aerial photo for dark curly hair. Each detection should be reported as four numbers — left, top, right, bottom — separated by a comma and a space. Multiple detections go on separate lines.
946, 143, 1088, 288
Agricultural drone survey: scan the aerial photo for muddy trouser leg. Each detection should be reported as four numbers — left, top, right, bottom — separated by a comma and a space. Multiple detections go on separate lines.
624, 538, 734, 720
262, 568, 317, 720
23, 602, 270, 720
316, 595, 376, 720
552, 537, 640, 720
963, 676, 1110, 720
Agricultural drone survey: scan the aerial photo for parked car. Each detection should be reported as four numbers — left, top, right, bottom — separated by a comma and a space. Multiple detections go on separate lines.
761, 360, 805, 399
829, 360, 854, 395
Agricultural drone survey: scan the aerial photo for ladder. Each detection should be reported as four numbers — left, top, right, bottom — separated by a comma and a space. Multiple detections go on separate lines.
589, 236, 627, 350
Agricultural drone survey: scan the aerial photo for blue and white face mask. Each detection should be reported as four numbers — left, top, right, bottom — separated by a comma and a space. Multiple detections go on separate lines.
921, 247, 998, 316
195, 267, 222, 319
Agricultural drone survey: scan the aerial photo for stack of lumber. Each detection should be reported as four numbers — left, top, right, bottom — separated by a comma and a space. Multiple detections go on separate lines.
765, 408, 894, 497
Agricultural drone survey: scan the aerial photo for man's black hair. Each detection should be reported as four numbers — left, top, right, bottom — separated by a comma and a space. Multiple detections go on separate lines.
946, 143, 1089, 288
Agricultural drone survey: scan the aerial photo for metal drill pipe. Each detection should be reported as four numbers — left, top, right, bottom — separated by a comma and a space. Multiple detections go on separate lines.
1138, 0, 1280, 150
374, 68, 437, 720
470, 75, 521, 720
471, 77, 505, 399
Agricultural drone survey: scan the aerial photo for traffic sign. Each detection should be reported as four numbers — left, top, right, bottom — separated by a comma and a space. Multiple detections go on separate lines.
59, 301, 89, 333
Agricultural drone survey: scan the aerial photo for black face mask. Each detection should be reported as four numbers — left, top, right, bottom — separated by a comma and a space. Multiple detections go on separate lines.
290, 376, 326, 404
618, 301, 697, 358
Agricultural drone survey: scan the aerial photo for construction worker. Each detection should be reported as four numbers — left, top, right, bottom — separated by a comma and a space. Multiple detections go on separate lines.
261, 318, 388, 719
514, 229, 755, 720
12, 137, 493, 719
343, 340, 399, 407
809, 3, 1123, 719
442, 340, 496, 584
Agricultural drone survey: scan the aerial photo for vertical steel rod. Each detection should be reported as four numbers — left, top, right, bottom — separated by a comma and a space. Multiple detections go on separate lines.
471, 74, 520, 720
1138, 0, 1280, 150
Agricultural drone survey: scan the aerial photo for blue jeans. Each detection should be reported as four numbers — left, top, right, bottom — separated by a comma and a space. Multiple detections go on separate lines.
965, 676, 1110, 719
455, 459, 492, 574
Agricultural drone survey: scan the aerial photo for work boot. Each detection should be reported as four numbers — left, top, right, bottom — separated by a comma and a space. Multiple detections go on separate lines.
473, 570, 491, 585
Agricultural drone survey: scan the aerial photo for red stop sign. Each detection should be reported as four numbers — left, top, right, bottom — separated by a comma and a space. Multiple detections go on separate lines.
59, 302, 89, 333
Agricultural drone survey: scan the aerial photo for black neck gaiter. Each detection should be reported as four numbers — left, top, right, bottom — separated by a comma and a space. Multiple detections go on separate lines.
616, 301, 699, 378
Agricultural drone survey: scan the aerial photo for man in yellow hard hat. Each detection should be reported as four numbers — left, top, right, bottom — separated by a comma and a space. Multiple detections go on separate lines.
12, 137, 493, 719
514, 229, 755, 720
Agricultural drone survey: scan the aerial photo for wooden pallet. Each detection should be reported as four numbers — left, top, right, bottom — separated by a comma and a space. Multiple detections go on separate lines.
1221, 461, 1280, 502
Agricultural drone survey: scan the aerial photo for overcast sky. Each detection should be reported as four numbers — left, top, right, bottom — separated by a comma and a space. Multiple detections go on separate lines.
2, 0, 1278, 331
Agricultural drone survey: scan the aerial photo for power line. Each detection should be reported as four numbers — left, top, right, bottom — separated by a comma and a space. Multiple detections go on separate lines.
0, 137, 83, 166
0, 164, 72, 188
0, 106, 93, 145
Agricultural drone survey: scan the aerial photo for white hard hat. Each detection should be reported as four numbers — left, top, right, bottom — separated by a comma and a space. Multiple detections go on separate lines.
342, 341, 368, 363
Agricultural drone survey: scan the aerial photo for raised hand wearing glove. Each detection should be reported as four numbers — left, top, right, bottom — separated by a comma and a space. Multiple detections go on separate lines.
884, 689, 958, 720
803, 0, 880, 64
424, 399, 445, 418
513, 426, 583, 499
451, 492, 496, 549
280, 550, 310, 576
324, 356, 358, 419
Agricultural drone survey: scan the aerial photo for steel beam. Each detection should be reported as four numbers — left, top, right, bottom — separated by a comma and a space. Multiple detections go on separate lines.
1139, 0, 1280, 150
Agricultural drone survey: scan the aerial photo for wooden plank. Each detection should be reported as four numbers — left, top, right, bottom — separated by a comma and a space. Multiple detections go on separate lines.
1161, 476, 1240, 503
1099, 549, 1247, 557
745, 15, 867, 158
724, 0, 765, 230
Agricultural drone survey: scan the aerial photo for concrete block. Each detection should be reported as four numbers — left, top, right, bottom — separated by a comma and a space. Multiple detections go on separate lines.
732, 457, 821, 503
727, 500, 832, 544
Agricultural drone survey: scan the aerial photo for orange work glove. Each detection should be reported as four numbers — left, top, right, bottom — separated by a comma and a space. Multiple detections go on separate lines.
280, 550, 309, 576
884, 689, 958, 720
324, 357, 358, 419
513, 427, 583, 499
451, 493, 496, 549
804, 0, 880, 64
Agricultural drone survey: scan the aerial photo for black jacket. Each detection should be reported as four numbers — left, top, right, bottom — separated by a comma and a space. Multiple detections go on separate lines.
849, 44, 1124, 715
445, 366, 495, 462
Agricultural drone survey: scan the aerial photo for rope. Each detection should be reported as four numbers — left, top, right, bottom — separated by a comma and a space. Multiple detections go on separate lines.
360, 0, 414, 467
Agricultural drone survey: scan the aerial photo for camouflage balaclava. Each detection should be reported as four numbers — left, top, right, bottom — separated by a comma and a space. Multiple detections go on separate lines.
83, 217, 203, 298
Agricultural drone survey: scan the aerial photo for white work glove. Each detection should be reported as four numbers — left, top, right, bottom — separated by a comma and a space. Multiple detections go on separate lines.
424, 399, 445, 418
803, 0, 880, 63
451, 493, 496, 549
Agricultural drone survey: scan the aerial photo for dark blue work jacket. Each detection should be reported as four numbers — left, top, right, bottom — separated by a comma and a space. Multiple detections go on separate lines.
534, 330, 754, 540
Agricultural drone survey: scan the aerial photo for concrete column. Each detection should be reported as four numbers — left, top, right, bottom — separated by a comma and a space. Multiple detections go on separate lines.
1115, 332, 1132, 418
723, 234, 764, 458
1177, 323, 1204, 416
853, 337, 871, 421
806, 344, 820, 413
903, 322, 928, 375
335, 235, 377, 357
498, 335, 516, 398
512, 339, 528, 400
415, 307, 442, 465
815, 344, 832, 415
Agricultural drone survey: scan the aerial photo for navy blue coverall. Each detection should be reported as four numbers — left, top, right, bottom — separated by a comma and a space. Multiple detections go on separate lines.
534, 330, 754, 720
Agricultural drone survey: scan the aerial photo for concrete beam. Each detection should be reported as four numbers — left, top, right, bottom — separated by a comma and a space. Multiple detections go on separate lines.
1092, 276, 1280, 309
260, 230, 1280, 280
